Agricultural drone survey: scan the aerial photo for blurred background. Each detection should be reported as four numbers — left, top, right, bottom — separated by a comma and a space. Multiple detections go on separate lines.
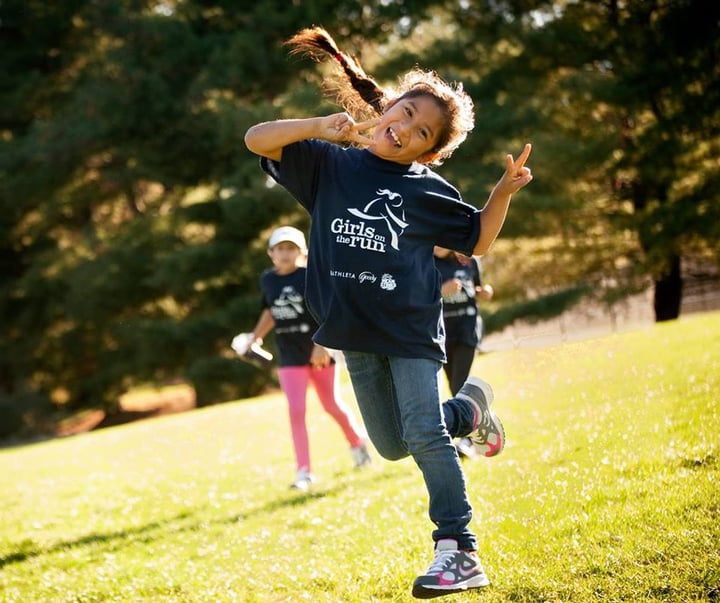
1, 0, 718, 438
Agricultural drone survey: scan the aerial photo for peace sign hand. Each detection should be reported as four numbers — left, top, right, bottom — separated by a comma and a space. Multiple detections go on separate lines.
348, 118, 381, 146
320, 113, 380, 146
497, 143, 533, 195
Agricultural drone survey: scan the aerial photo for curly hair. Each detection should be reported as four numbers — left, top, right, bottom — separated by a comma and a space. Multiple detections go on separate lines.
285, 27, 475, 165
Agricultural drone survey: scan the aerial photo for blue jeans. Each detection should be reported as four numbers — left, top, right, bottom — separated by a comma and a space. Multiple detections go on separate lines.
343, 351, 478, 551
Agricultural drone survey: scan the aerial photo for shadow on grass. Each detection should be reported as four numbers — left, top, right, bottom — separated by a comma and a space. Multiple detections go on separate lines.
0, 464, 408, 570
0, 511, 195, 569
230, 462, 409, 523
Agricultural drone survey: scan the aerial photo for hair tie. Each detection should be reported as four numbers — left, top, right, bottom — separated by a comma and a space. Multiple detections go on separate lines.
334, 53, 344, 64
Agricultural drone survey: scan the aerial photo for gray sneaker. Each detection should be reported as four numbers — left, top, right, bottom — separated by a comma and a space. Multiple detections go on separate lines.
412, 538, 490, 599
456, 376, 505, 457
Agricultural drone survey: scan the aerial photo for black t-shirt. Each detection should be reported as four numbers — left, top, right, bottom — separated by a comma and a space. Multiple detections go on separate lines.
435, 254, 481, 347
261, 140, 481, 362
260, 267, 318, 367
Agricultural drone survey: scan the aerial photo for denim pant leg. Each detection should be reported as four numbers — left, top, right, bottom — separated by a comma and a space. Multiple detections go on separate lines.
343, 351, 477, 550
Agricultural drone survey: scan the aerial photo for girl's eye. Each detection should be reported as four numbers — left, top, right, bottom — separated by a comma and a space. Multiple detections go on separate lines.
404, 107, 412, 116
418, 128, 428, 140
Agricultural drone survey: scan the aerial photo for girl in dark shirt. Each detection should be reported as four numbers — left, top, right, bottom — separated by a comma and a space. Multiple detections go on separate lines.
434, 247, 496, 459
244, 28, 532, 599
242, 226, 370, 491
435, 247, 488, 396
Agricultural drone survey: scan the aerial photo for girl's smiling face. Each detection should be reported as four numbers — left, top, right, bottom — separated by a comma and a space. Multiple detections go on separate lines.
268, 241, 303, 275
368, 95, 445, 165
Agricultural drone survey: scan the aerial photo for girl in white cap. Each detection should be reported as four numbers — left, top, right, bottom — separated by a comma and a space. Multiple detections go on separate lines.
241, 225, 370, 490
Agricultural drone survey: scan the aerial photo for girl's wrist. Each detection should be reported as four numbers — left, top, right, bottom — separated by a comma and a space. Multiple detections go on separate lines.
303, 116, 326, 139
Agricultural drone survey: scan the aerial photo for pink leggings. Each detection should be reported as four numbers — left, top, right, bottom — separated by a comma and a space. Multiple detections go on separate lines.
278, 364, 365, 472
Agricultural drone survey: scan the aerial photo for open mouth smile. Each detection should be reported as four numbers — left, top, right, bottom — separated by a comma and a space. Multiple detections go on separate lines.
387, 127, 402, 148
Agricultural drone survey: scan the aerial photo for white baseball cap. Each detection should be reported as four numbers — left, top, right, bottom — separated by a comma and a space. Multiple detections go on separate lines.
268, 226, 307, 250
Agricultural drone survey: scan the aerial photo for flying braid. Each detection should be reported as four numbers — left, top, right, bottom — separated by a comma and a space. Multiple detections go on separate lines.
285, 27, 386, 117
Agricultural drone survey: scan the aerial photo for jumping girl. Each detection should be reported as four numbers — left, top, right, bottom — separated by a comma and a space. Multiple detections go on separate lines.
244, 27, 532, 598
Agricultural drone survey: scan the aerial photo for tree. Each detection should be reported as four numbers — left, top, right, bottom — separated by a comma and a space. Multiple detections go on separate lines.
0, 1, 295, 410
1, 0, 717, 428
434, 0, 720, 322
0, 0, 442, 416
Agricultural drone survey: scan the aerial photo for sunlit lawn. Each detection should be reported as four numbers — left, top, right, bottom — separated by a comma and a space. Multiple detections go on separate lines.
1, 312, 718, 602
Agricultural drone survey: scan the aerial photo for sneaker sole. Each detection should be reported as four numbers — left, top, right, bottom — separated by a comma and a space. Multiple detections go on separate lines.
412, 575, 490, 599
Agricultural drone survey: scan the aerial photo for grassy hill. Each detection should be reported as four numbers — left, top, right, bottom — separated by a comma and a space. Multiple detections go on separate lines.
1, 312, 718, 602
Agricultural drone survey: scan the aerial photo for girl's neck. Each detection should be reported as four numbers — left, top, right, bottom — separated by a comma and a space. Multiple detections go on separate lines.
367, 147, 414, 167
274, 265, 300, 276
362, 149, 417, 172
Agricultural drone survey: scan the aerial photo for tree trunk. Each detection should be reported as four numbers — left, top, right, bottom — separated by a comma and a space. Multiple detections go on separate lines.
653, 253, 682, 322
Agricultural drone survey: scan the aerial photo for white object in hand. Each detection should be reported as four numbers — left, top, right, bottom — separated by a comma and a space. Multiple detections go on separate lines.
231, 333, 273, 368
231, 332, 253, 355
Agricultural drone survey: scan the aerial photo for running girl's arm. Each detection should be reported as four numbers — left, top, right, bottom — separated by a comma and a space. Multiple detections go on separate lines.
473, 143, 533, 256
245, 114, 378, 161
250, 308, 275, 344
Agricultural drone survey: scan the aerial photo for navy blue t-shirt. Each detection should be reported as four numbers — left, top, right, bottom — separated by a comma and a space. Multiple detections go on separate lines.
260, 267, 319, 367
261, 140, 481, 361
435, 254, 482, 348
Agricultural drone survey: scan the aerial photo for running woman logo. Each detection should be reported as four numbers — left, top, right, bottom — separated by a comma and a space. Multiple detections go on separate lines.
347, 189, 408, 250
271, 286, 305, 320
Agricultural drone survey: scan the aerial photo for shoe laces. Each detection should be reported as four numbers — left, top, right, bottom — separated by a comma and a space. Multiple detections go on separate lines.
427, 550, 459, 575
473, 408, 496, 440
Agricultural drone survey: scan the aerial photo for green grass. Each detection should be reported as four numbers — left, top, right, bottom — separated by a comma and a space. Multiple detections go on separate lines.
1, 312, 719, 602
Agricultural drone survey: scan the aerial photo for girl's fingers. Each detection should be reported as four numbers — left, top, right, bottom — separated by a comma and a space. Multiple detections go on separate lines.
348, 132, 374, 146
515, 143, 532, 169
506, 143, 532, 175
354, 117, 381, 131
505, 153, 515, 173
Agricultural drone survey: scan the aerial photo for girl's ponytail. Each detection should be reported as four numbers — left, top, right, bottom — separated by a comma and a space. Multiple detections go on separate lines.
285, 27, 386, 117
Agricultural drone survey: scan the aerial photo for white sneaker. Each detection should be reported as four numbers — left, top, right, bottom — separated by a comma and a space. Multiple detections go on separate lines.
412, 538, 490, 598
454, 437, 477, 460
350, 442, 372, 468
290, 467, 315, 491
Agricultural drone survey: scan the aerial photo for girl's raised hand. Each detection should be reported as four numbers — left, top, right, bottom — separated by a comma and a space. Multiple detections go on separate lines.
320, 113, 379, 146
350, 118, 381, 145
500, 143, 533, 194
